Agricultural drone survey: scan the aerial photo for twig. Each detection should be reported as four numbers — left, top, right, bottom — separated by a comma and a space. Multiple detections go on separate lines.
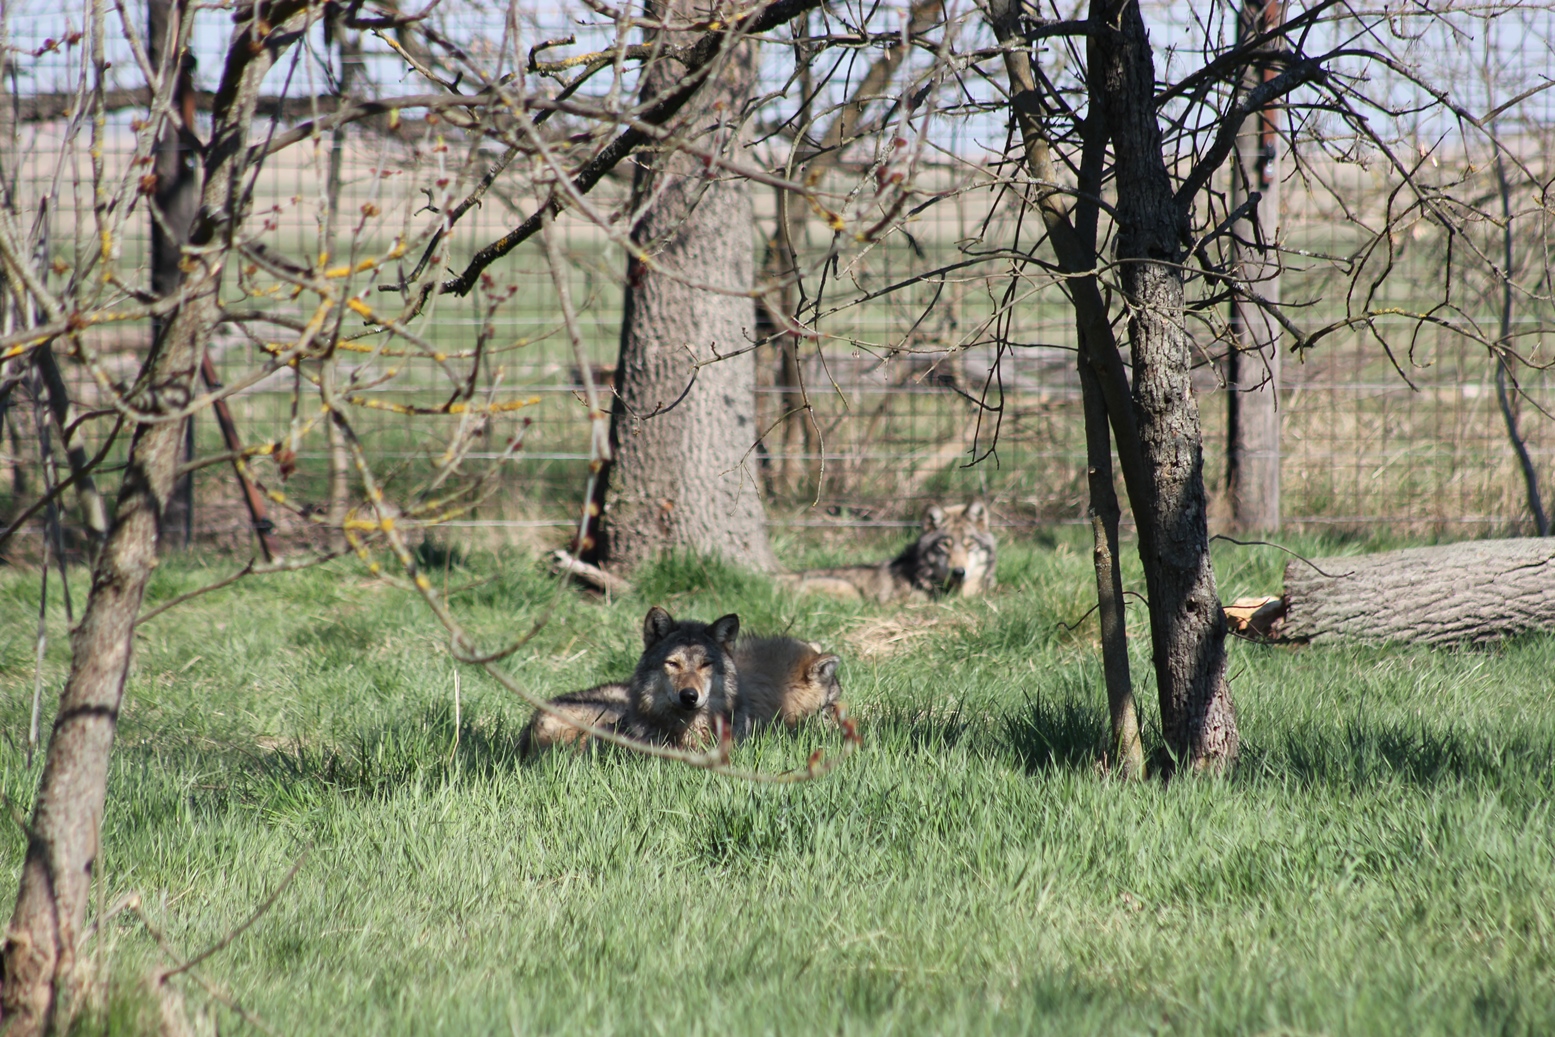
1209, 534, 1355, 579
129, 897, 281, 1037
160, 851, 309, 980
135, 552, 348, 627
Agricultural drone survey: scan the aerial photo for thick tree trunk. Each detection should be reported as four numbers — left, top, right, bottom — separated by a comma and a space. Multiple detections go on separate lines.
1225, 0, 1283, 533
1090, 0, 1238, 769
0, 8, 306, 1030
1282, 539, 1555, 645
599, 1, 774, 571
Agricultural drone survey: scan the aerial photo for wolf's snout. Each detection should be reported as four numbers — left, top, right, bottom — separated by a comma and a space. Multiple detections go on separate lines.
679, 688, 702, 709
950, 566, 967, 580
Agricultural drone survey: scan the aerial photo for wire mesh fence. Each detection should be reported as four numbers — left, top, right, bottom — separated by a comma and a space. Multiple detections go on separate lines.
2, 0, 1551, 556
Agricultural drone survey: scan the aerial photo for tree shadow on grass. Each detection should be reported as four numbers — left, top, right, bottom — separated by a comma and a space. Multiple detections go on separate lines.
860, 695, 1112, 776
1002, 696, 1111, 775
1240, 719, 1555, 792
863, 701, 976, 754
238, 703, 531, 809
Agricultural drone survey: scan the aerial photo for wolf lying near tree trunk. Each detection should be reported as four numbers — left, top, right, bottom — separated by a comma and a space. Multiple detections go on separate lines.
519, 610, 845, 755
779, 500, 997, 602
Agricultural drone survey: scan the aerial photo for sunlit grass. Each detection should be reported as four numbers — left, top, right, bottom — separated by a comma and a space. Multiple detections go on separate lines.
1, 531, 1552, 1035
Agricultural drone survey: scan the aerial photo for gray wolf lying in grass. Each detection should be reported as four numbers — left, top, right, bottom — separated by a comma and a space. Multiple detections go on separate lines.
779, 500, 997, 602
520, 606, 738, 755
521, 611, 844, 754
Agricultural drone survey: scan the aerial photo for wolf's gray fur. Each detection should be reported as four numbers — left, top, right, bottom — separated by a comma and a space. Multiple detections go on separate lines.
518, 682, 631, 756
620, 606, 740, 748
519, 606, 740, 755
780, 500, 997, 603
731, 636, 842, 739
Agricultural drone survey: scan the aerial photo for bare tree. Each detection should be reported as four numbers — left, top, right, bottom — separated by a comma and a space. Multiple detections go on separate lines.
3, 5, 1553, 1024
0, 0, 874, 1025
1224, 0, 1283, 533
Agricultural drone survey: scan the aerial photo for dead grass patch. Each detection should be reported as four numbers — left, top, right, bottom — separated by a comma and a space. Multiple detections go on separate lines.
845, 606, 971, 660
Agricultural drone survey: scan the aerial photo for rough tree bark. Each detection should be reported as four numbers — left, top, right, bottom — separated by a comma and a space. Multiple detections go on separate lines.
596, 0, 775, 571
1282, 538, 1555, 644
0, 6, 308, 1030
1089, 0, 1239, 767
1225, 0, 1283, 532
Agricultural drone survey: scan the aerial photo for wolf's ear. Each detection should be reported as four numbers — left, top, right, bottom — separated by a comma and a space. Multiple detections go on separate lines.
808, 653, 841, 686
964, 499, 989, 530
922, 504, 946, 531
709, 613, 740, 650
643, 606, 676, 649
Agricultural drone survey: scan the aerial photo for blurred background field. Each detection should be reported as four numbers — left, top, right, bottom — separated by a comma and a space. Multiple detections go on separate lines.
4, 1, 1553, 553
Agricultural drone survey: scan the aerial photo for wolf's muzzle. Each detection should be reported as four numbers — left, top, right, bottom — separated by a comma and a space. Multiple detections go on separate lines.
678, 688, 702, 710
950, 566, 967, 582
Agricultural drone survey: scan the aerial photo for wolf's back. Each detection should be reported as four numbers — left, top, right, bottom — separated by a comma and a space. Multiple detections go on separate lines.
519, 682, 631, 756
732, 635, 843, 736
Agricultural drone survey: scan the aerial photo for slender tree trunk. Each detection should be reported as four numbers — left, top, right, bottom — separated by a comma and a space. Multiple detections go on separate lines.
598, 0, 775, 570
1491, 143, 1549, 536
1090, 0, 1238, 769
1074, 96, 1141, 777
1081, 356, 1142, 776
770, 191, 811, 495
0, 7, 307, 1029
1225, 0, 1283, 532
149, 0, 201, 546
323, 9, 360, 554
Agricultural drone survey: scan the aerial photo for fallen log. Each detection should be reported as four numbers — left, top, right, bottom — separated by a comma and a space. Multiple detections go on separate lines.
1280, 538, 1555, 645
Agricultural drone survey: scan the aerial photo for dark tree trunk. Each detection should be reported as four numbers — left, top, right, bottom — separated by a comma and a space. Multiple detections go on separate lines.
1090, 0, 1239, 769
1081, 356, 1143, 777
1225, 0, 1283, 533
1490, 145, 1549, 537
987, 0, 1143, 777
1282, 538, 1555, 645
148, 0, 201, 545
598, 0, 775, 571
0, 7, 307, 1030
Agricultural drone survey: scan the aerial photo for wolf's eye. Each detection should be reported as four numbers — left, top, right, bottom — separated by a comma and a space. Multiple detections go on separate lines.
665, 658, 683, 672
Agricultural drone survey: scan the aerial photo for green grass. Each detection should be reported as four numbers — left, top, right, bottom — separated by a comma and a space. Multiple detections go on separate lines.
2, 531, 1554, 1035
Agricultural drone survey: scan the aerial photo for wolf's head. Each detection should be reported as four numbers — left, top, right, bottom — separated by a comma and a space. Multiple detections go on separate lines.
917, 500, 997, 597
801, 643, 844, 718
631, 606, 740, 730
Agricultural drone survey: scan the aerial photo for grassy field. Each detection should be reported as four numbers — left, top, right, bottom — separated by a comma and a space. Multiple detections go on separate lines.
2, 530, 1553, 1035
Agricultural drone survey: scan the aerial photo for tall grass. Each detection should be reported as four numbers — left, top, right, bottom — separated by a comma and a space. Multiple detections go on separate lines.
1, 531, 1552, 1035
